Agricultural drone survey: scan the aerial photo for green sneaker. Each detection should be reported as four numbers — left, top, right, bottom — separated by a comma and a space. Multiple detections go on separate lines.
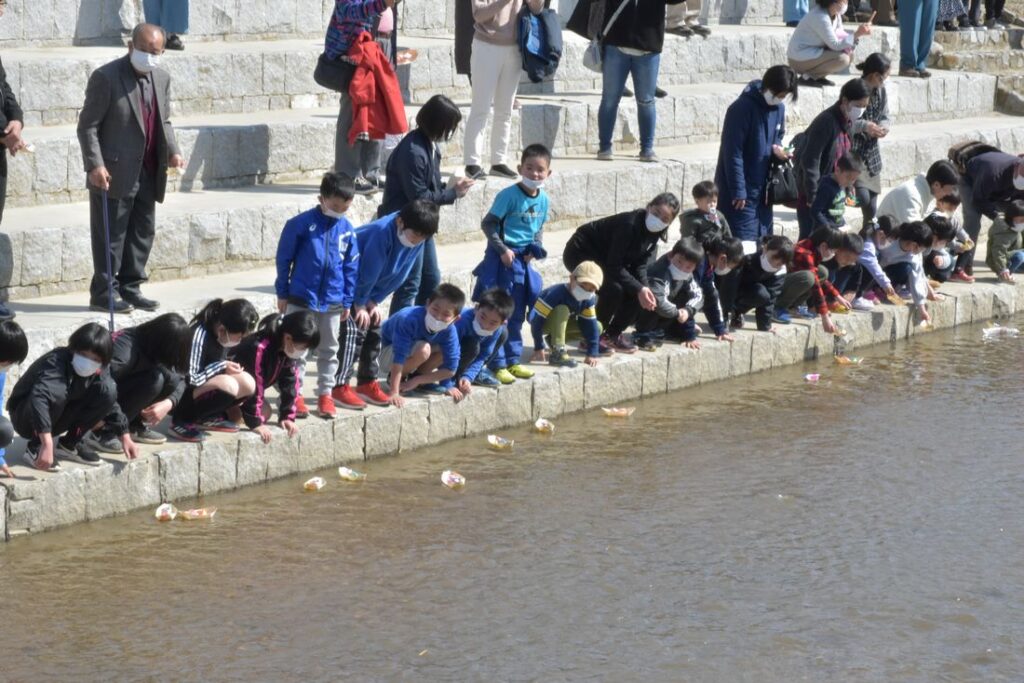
494, 368, 517, 384
507, 364, 535, 379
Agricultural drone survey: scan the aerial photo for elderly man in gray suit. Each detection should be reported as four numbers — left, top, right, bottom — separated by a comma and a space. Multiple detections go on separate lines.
77, 22, 185, 314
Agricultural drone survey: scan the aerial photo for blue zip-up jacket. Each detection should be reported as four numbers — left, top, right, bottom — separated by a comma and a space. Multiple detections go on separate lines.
353, 212, 425, 308
715, 80, 786, 240
276, 206, 360, 312
528, 283, 601, 357
381, 306, 460, 372
441, 306, 504, 389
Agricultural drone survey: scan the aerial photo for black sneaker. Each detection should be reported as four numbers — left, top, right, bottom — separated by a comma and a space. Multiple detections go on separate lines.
667, 25, 694, 37
90, 298, 134, 314
166, 33, 185, 50
489, 164, 518, 179
608, 333, 637, 354
691, 24, 711, 37
170, 422, 206, 443
132, 425, 167, 445
635, 337, 658, 352
57, 438, 103, 467
580, 337, 615, 356
464, 165, 486, 180
88, 430, 124, 455
353, 177, 378, 195
122, 293, 160, 311
730, 313, 745, 330
654, 86, 668, 98
622, 86, 634, 97
548, 347, 578, 368
22, 442, 62, 472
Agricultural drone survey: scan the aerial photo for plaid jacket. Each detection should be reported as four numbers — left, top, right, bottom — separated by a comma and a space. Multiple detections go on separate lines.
792, 238, 840, 315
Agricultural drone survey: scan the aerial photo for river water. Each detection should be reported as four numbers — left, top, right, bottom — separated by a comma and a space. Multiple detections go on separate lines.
1, 319, 1021, 682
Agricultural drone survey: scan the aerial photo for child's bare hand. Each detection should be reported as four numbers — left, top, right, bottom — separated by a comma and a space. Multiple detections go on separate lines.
353, 308, 371, 329
677, 309, 690, 324
767, 325, 779, 335
224, 361, 243, 375
254, 425, 273, 444
999, 269, 1015, 283
501, 249, 515, 267
821, 315, 838, 335
1, 464, 13, 478
918, 305, 931, 323
446, 387, 465, 403
531, 349, 548, 362
388, 394, 405, 408
458, 378, 472, 394
121, 435, 140, 460
584, 356, 599, 367
277, 298, 288, 314
280, 420, 299, 437
683, 339, 701, 350
716, 333, 735, 343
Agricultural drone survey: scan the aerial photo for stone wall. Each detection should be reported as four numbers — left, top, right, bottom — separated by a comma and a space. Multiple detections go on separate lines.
2, 277, 1021, 541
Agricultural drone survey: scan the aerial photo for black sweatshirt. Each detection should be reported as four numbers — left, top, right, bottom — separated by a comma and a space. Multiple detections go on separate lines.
564, 209, 667, 294
737, 250, 785, 331
229, 334, 301, 429
109, 327, 186, 408
568, 0, 686, 53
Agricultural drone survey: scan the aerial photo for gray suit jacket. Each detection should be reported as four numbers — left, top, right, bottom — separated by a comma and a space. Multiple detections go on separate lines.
77, 55, 180, 201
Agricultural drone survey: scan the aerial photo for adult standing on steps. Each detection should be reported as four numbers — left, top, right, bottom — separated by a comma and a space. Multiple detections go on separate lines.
78, 23, 184, 315
143, 0, 189, 50
568, 0, 686, 163
715, 65, 799, 247
327, 0, 396, 196
787, 0, 872, 87
0, 0, 26, 321
463, 0, 545, 181
897, 0, 937, 78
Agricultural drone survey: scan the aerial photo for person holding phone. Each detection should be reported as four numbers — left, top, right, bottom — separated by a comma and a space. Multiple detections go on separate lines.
850, 52, 891, 225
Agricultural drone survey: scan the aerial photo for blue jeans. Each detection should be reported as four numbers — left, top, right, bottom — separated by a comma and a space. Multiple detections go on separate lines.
1008, 250, 1024, 273
389, 237, 440, 314
143, 0, 189, 34
598, 46, 660, 155
898, 0, 938, 70
784, 0, 809, 22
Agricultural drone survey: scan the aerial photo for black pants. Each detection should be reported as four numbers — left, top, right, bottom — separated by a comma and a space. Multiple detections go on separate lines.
107, 367, 182, 432
10, 380, 118, 447
924, 251, 956, 282
985, 0, 1004, 19
173, 388, 241, 425
735, 281, 777, 330
335, 317, 383, 385
455, 328, 508, 380
89, 169, 156, 303
596, 279, 641, 337
855, 184, 878, 224
0, 171, 7, 226
0, 415, 13, 450
715, 270, 741, 321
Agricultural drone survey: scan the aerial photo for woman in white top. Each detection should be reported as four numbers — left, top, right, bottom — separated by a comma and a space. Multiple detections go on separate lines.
787, 0, 871, 86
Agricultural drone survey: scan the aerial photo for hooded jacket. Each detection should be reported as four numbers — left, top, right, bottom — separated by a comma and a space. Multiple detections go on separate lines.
715, 80, 787, 240
276, 206, 361, 312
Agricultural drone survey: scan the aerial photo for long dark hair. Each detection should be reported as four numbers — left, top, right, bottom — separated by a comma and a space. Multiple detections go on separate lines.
191, 298, 259, 335
256, 311, 320, 350
134, 312, 191, 373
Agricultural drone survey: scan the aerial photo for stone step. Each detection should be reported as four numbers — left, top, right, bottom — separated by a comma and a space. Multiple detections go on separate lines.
4, 68, 998, 208
932, 26, 1024, 49
934, 48, 1024, 72
1, 113, 1020, 299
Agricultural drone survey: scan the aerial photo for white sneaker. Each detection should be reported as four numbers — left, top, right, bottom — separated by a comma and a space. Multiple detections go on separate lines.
852, 297, 875, 311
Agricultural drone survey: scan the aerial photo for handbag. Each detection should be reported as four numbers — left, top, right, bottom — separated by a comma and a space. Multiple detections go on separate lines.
313, 52, 357, 93
582, 0, 631, 73
766, 158, 799, 208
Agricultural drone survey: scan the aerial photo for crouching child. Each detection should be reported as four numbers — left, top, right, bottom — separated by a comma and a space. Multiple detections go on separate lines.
732, 235, 793, 332
529, 261, 604, 368
0, 320, 28, 477
440, 288, 514, 403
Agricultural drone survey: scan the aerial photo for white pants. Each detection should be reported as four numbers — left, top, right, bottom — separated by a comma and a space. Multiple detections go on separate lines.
464, 39, 522, 167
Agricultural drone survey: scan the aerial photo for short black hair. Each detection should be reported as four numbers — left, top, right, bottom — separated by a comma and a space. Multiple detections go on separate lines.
861, 215, 900, 241
427, 283, 466, 313
192, 298, 259, 335
839, 78, 870, 104
521, 143, 552, 166
134, 312, 191, 373
899, 221, 934, 248
763, 235, 795, 262
1004, 199, 1024, 224
856, 52, 891, 77
0, 320, 28, 365
69, 322, 113, 366
707, 236, 745, 264
836, 152, 865, 174
257, 310, 321, 350
809, 227, 844, 249
476, 287, 515, 321
649, 192, 681, 216
935, 188, 961, 209
691, 180, 718, 201
320, 171, 354, 202
671, 237, 705, 264
399, 199, 440, 237
416, 94, 463, 142
926, 160, 960, 188
838, 231, 865, 254
924, 214, 957, 242
762, 64, 799, 102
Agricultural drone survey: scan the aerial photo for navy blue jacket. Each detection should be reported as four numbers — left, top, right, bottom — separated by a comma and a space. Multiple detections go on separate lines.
378, 129, 456, 217
715, 80, 786, 240
519, 6, 562, 83
275, 206, 360, 312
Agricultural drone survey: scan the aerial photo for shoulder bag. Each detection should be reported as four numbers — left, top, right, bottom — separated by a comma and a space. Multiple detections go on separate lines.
582, 0, 631, 73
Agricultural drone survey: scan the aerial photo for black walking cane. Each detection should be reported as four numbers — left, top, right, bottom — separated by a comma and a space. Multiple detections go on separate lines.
101, 189, 116, 333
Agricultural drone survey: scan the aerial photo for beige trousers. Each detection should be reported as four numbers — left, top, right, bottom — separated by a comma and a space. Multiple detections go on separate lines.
788, 50, 852, 78
666, 0, 703, 27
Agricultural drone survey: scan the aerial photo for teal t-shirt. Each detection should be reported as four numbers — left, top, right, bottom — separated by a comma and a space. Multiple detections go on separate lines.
488, 184, 549, 248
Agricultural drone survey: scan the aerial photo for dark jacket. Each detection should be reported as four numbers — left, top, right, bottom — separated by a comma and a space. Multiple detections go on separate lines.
564, 209, 668, 294
809, 174, 846, 230
0, 56, 23, 179
737, 250, 785, 331
567, 0, 685, 53
679, 208, 733, 249
378, 129, 457, 216
519, 6, 562, 83
714, 80, 786, 240
109, 327, 186, 408
77, 55, 180, 201
182, 325, 228, 389
964, 151, 1024, 219
8, 348, 126, 436
230, 335, 301, 429
644, 253, 691, 320
794, 102, 851, 206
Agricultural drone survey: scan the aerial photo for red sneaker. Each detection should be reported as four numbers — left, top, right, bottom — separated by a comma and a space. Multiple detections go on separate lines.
949, 269, 975, 284
331, 384, 366, 411
294, 395, 310, 419
355, 380, 391, 407
317, 394, 336, 419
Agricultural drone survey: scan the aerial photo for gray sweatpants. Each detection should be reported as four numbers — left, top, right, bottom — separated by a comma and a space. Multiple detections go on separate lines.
286, 304, 343, 397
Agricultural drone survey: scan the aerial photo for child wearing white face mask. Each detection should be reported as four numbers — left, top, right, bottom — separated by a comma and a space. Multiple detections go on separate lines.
0, 320, 28, 477
529, 261, 605, 367
776, 227, 848, 333
169, 298, 259, 443
9, 323, 126, 472
434, 288, 515, 402
632, 238, 707, 351
733, 235, 794, 331
472, 144, 552, 384
377, 284, 466, 408
985, 200, 1024, 283
231, 311, 320, 445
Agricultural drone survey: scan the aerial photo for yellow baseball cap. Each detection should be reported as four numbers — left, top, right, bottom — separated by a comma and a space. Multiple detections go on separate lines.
572, 261, 603, 289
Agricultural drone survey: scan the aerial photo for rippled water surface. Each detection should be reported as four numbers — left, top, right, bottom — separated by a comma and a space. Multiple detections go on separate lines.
1, 319, 1022, 682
